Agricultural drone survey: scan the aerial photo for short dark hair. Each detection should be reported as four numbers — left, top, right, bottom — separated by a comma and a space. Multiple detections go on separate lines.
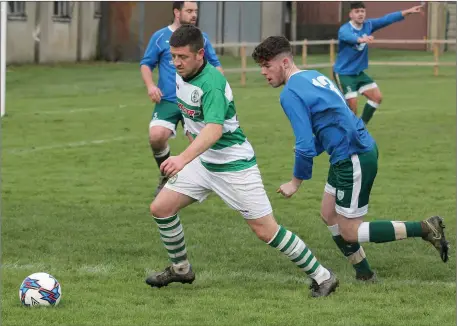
350, 2, 365, 10
169, 24, 204, 53
252, 36, 292, 64
173, 1, 185, 12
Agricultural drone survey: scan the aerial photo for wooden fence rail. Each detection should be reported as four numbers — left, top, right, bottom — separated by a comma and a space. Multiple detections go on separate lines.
212, 39, 456, 86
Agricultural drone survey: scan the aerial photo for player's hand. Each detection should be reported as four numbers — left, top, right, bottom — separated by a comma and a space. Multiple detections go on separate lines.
147, 85, 163, 103
405, 5, 424, 15
358, 35, 374, 44
277, 181, 300, 198
365, 35, 374, 43
402, 5, 424, 17
160, 155, 187, 178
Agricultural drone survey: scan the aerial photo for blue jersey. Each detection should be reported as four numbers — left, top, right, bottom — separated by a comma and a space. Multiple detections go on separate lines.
140, 26, 221, 102
280, 70, 375, 180
333, 12, 404, 75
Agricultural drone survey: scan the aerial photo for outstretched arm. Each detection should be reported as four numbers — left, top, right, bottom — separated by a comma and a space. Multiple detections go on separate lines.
369, 5, 423, 33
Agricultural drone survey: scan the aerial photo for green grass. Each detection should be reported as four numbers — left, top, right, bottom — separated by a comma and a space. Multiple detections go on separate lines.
2, 51, 456, 325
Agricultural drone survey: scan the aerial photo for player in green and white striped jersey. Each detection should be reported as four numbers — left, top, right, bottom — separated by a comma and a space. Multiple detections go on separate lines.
145, 25, 339, 297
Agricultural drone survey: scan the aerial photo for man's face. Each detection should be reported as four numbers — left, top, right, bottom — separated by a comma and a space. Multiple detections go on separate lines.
171, 45, 204, 79
176, 2, 198, 25
259, 56, 286, 88
349, 7, 366, 25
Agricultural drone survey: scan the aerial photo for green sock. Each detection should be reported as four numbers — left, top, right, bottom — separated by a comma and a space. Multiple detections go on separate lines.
154, 214, 188, 266
361, 100, 379, 124
358, 221, 424, 243
269, 225, 330, 284
328, 225, 373, 276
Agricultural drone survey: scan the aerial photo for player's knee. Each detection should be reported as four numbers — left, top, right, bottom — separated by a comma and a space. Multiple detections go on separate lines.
150, 200, 175, 218
373, 94, 383, 104
368, 91, 382, 104
149, 127, 170, 149
255, 228, 274, 243
347, 99, 358, 112
248, 215, 279, 243
338, 222, 359, 243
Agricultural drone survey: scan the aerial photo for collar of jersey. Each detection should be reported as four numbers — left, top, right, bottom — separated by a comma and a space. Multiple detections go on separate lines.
349, 21, 363, 31
182, 59, 208, 82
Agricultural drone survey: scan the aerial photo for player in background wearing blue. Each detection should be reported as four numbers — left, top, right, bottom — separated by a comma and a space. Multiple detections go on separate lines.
252, 36, 449, 282
333, 2, 423, 124
140, 1, 223, 196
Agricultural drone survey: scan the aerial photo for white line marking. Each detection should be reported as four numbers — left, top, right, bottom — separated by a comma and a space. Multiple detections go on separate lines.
5, 136, 138, 155
16, 104, 130, 115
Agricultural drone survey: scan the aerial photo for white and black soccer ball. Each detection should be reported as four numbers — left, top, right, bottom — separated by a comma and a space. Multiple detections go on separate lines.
19, 272, 62, 307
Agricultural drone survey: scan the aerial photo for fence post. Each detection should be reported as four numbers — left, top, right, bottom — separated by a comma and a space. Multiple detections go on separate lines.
240, 43, 247, 87
302, 39, 308, 67
433, 42, 439, 76
329, 39, 335, 65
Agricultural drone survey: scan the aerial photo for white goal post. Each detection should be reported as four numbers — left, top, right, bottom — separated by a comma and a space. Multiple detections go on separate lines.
0, 1, 6, 117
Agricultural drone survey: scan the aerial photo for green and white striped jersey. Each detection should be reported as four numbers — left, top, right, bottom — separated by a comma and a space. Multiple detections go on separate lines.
176, 62, 256, 172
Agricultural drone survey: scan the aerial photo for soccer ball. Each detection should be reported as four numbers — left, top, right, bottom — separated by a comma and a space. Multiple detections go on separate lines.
19, 272, 62, 307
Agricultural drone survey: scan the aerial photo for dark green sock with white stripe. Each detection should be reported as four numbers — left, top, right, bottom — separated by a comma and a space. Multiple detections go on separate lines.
268, 225, 331, 285
358, 221, 424, 243
328, 225, 373, 276
361, 100, 379, 124
154, 214, 190, 274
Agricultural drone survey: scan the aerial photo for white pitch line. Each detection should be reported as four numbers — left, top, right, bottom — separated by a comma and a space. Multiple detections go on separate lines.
19, 104, 129, 115
5, 136, 139, 155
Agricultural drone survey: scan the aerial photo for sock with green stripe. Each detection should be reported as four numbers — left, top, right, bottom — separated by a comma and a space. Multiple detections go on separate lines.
328, 224, 373, 277
153, 214, 190, 274
358, 221, 425, 243
361, 100, 379, 124
268, 225, 331, 285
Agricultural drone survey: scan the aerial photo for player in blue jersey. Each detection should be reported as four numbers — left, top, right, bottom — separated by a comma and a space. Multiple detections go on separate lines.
252, 36, 449, 282
333, 2, 423, 124
140, 1, 223, 196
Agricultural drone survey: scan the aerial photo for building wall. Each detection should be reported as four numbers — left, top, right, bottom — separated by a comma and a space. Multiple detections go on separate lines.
79, 2, 101, 61
261, 2, 283, 40
38, 2, 79, 63
6, 1, 101, 64
296, 2, 341, 53
6, 2, 37, 64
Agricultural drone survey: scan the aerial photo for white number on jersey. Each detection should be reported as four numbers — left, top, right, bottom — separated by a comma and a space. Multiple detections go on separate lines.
312, 75, 346, 104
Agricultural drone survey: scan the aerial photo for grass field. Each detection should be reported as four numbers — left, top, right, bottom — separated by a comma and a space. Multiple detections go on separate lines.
2, 50, 456, 325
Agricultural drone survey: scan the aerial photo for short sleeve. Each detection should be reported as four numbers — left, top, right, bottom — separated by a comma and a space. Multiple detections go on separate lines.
201, 88, 229, 124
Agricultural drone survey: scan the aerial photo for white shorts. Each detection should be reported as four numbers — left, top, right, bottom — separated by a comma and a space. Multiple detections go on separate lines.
164, 158, 273, 219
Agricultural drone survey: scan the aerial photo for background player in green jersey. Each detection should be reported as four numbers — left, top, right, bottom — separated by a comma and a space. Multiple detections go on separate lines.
145, 25, 339, 298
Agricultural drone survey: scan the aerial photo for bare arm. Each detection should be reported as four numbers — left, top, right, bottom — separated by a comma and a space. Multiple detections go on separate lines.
180, 123, 223, 164
141, 65, 162, 103
140, 65, 155, 88
216, 66, 225, 75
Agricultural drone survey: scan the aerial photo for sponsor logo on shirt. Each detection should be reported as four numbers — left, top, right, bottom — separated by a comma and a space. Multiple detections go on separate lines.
178, 102, 201, 118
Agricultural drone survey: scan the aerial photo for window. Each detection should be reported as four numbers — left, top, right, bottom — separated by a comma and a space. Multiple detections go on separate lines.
94, 1, 102, 18
53, 1, 72, 22
7, 1, 26, 20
